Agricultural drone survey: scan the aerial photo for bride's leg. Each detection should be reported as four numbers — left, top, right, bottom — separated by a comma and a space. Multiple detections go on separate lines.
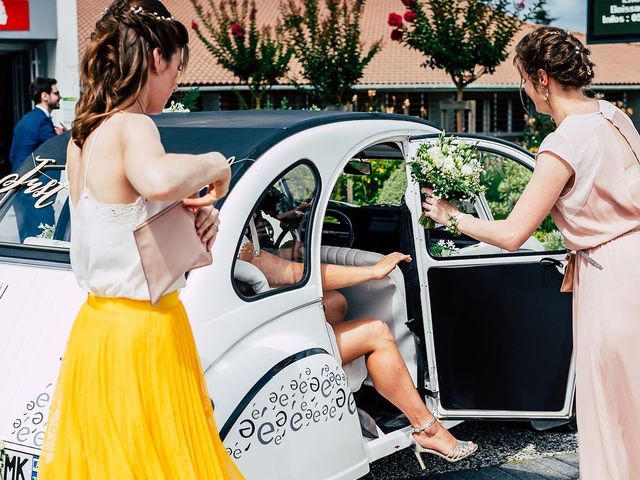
323, 290, 347, 326
332, 317, 468, 455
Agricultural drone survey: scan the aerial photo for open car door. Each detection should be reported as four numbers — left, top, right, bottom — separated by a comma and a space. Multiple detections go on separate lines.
406, 134, 575, 423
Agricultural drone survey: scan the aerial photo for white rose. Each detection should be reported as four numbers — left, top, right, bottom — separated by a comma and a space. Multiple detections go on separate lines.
461, 164, 473, 175
443, 158, 455, 171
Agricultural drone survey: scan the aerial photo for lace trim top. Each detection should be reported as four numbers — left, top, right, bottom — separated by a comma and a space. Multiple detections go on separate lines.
69, 120, 185, 300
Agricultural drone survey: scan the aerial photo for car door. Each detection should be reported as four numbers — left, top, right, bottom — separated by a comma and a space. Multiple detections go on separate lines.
183, 159, 368, 480
405, 134, 574, 421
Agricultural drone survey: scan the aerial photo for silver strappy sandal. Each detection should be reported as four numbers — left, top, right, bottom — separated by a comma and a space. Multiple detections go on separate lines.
411, 418, 478, 470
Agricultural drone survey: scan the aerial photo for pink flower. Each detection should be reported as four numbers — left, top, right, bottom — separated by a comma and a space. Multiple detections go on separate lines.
231, 22, 245, 39
401, 0, 415, 6
517, 0, 526, 10
404, 10, 416, 22
390, 28, 403, 41
388, 12, 403, 28
191, 20, 199, 30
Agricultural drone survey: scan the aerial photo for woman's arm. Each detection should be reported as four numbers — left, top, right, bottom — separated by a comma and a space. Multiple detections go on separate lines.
424, 152, 574, 252
240, 243, 411, 289
121, 114, 229, 202
320, 252, 411, 290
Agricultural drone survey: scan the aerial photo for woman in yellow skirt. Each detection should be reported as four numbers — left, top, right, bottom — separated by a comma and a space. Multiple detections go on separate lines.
37, 1, 244, 478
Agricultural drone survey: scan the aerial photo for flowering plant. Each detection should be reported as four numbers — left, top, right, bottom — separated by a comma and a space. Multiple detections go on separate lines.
37, 222, 55, 239
163, 101, 190, 113
430, 239, 459, 257
410, 133, 485, 231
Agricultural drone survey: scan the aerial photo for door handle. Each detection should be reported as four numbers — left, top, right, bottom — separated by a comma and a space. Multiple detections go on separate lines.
540, 257, 563, 268
540, 257, 565, 276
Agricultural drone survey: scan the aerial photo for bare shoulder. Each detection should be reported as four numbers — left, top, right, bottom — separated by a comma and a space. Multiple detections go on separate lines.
119, 113, 160, 140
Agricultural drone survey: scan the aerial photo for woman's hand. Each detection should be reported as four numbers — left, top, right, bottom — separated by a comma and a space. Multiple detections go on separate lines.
182, 155, 231, 209
194, 205, 220, 251
421, 187, 460, 227
371, 252, 412, 280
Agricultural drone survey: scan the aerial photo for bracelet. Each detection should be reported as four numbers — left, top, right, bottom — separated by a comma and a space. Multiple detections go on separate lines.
447, 212, 465, 236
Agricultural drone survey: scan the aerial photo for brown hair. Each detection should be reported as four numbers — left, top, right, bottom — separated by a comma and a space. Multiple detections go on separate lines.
514, 26, 595, 95
30, 77, 57, 104
72, 0, 189, 148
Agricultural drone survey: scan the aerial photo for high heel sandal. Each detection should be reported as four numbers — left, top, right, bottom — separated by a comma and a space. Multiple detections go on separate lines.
411, 418, 478, 470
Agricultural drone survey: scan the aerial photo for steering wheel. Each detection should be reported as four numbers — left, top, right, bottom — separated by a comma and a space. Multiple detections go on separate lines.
322, 209, 354, 248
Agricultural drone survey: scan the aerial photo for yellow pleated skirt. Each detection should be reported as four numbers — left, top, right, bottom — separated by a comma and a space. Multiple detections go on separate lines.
37, 292, 245, 479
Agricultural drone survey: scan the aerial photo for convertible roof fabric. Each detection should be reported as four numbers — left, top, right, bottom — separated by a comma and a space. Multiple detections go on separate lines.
29, 110, 434, 170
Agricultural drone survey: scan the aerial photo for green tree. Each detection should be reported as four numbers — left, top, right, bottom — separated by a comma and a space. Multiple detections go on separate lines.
530, 0, 556, 25
179, 87, 201, 112
389, 0, 541, 131
330, 160, 399, 205
190, 0, 293, 109
281, 0, 382, 109
377, 166, 407, 205
522, 112, 556, 152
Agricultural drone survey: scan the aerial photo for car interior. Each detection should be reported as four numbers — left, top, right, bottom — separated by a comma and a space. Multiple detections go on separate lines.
231, 139, 573, 437
232, 143, 430, 437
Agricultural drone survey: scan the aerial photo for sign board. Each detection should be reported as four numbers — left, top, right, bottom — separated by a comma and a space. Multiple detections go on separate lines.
0, 0, 30, 31
587, 0, 640, 44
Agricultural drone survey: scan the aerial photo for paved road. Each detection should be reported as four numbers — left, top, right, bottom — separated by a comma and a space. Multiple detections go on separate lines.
362, 421, 578, 480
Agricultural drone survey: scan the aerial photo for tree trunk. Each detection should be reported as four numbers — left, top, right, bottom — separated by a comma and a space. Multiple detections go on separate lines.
455, 86, 464, 132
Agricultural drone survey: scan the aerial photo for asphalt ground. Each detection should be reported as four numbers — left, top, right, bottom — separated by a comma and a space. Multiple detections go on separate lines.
361, 421, 578, 480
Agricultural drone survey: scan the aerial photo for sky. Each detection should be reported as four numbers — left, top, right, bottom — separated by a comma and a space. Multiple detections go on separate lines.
547, 0, 588, 32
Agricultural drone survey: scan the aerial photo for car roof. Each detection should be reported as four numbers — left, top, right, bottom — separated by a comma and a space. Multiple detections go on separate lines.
156, 110, 437, 160
28, 110, 436, 169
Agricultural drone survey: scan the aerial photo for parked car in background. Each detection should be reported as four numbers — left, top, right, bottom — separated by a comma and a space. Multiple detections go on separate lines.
0, 111, 573, 480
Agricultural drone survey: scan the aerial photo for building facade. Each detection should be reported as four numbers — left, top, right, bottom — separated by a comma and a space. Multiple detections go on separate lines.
0, 0, 79, 174
2, 0, 639, 172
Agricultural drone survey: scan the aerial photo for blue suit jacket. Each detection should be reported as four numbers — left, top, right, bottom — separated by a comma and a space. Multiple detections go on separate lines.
9, 108, 56, 171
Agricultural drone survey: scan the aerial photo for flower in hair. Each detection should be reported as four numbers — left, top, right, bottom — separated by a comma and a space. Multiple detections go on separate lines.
130, 5, 175, 21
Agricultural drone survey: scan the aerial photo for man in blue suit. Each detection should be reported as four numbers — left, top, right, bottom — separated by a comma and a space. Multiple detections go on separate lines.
9, 77, 65, 171
8, 78, 66, 241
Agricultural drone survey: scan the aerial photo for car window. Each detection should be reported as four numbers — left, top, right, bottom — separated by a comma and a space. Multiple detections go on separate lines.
426, 150, 564, 258
0, 159, 70, 249
330, 159, 405, 206
233, 162, 319, 299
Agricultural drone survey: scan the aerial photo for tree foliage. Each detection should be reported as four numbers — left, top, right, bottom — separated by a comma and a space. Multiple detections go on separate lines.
389, 0, 542, 129
281, 0, 382, 108
522, 112, 556, 152
190, 0, 293, 109
530, 0, 556, 25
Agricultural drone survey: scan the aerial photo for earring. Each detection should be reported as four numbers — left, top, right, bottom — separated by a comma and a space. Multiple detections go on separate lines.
540, 89, 549, 102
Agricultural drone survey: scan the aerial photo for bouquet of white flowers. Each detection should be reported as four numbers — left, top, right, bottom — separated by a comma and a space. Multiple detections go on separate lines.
410, 133, 485, 232
163, 101, 190, 113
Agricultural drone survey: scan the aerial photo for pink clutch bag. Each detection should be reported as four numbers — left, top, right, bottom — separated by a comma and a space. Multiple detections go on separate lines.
134, 201, 212, 304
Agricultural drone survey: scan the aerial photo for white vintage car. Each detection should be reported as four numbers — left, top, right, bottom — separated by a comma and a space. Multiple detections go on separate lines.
0, 111, 574, 480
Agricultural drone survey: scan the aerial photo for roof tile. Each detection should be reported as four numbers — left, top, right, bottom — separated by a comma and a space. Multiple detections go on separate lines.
77, 1, 640, 88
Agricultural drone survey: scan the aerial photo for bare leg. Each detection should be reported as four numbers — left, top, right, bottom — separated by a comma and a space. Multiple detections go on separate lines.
323, 290, 347, 326
333, 317, 467, 454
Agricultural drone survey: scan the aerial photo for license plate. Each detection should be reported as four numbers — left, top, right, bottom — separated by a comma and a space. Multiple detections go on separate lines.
2, 447, 39, 480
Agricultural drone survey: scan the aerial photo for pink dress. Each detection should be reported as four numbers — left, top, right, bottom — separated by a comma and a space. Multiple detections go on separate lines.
538, 100, 640, 480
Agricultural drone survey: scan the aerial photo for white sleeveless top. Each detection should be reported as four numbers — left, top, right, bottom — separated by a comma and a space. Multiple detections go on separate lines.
69, 122, 186, 300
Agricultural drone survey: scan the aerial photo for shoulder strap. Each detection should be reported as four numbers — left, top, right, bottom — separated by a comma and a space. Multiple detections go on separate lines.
82, 119, 107, 191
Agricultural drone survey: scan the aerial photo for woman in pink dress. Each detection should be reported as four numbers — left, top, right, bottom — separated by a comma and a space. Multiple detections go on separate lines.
422, 26, 640, 479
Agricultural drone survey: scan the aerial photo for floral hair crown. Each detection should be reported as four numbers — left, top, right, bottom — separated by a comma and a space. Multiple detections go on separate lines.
100, 5, 175, 22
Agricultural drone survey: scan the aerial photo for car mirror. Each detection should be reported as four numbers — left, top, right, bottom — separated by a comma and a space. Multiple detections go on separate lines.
343, 160, 371, 175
